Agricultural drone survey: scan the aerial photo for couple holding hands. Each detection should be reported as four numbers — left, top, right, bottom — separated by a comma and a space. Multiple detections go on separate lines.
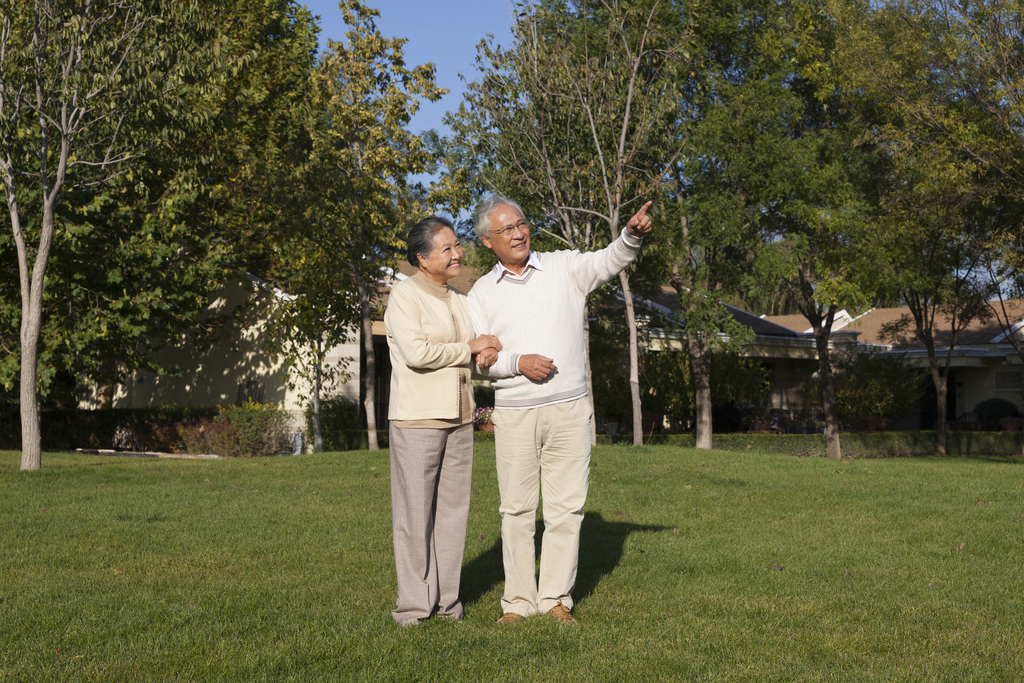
384, 195, 653, 626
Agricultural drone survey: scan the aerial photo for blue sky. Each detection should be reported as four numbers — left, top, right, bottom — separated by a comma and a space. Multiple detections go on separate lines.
301, 0, 516, 137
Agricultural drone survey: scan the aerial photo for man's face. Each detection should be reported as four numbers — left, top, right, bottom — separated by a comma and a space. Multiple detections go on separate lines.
481, 204, 531, 272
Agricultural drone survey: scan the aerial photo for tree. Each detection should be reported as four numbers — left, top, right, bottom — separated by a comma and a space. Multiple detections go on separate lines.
259, 243, 356, 453
834, 0, 1021, 452
660, 0, 792, 449
262, 0, 445, 451
875, 195, 1000, 454
447, 0, 692, 445
680, 0, 885, 459
0, 0, 229, 470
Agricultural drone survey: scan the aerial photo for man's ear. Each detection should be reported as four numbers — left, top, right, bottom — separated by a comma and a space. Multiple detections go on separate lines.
480, 235, 493, 251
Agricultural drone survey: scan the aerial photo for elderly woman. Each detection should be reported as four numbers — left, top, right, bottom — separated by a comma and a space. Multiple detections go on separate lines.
384, 216, 501, 626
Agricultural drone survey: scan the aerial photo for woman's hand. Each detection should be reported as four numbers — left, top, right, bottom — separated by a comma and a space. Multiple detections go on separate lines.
468, 334, 502, 355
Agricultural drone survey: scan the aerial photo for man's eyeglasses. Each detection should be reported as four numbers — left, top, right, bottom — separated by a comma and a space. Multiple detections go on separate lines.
491, 219, 529, 238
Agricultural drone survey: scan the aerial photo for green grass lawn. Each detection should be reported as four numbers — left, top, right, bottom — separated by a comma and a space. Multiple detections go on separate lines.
1, 445, 1023, 682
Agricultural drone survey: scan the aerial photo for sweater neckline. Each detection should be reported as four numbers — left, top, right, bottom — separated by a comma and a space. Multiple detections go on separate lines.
410, 270, 450, 300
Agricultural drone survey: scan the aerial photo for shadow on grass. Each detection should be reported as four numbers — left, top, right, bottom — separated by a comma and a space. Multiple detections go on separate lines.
575, 513, 669, 605
460, 512, 668, 608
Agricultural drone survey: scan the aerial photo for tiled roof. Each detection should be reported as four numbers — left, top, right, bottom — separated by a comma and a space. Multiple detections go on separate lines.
762, 314, 812, 334
766, 300, 1024, 348
647, 286, 797, 337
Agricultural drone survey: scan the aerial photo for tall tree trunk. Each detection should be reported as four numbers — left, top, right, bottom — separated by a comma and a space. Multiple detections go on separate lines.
905, 296, 956, 457
672, 212, 713, 450
929, 356, 948, 457
358, 280, 378, 450
15, 201, 57, 472
584, 312, 597, 446
811, 320, 842, 460
797, 262, 841, 460
19, 318, 42, 471
618, 271, 643, 445
312, 332, 323, 453
689, 332, 712, 450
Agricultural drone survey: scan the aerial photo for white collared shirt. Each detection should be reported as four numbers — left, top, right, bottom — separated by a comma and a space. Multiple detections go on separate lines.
494, 251, 544, 283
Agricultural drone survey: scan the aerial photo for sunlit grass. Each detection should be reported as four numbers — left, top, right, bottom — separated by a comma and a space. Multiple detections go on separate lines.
1, 447, 1022, 681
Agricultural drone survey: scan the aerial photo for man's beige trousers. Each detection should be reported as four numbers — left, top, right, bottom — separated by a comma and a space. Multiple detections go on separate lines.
492, 397, 592, 616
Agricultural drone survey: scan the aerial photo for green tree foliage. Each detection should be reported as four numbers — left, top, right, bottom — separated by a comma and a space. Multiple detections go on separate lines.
261, 0, 445, 451
680, 0, 885, 459
833, 0, 1023, 452
447, 0, 692, 444
805, 350, 925, 429
836, 0, 1024, 205
0, 0, 240, 470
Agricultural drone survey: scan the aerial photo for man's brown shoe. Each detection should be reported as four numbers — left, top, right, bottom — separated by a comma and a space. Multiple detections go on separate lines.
496, 612, 524, 624
547, 601, 577, 624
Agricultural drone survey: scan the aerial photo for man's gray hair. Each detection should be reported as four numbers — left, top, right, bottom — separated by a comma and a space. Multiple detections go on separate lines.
473, 194, 524, 240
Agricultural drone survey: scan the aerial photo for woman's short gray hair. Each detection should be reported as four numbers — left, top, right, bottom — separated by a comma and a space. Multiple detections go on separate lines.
407, 216, 455, 267
473, 195, 524, 240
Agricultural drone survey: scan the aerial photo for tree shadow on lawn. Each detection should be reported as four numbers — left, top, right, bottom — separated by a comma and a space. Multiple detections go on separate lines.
460, 512, 668, 608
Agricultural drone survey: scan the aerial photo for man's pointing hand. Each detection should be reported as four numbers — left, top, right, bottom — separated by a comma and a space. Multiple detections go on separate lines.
626, 201, 653, 237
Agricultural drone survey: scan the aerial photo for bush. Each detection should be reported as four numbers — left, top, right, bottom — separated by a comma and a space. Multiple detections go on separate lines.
305, 395, 364, 451
805, 349, 925, 427
974, 398, 1021, 425
584, 430, 1024, 457
180, 401, 290, 457
0, 406, 219, 451
473, 385, 495, 409
595, 343, 770, 434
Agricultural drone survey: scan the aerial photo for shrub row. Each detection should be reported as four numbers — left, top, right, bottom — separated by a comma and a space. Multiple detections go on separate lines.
0, 403, 293, 457
0, 405, 218, 452
587, 431, 1024, 458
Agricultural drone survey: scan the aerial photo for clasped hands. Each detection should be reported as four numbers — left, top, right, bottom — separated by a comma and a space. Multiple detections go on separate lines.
471, 335, 557, 382
470, 334, 502, 368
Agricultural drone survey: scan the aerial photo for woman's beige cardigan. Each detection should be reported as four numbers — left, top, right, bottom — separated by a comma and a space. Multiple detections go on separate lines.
384, 273, 476, 421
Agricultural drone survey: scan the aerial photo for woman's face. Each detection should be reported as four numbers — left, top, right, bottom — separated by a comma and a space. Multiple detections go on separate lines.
418, 227, 464, 285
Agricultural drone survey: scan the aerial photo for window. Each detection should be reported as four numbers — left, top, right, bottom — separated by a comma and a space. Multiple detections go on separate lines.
995, 371, 1022, 391
236, 380, 265, 405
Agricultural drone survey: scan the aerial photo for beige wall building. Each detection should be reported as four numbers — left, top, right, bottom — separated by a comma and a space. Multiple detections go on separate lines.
85, 274, 362, 432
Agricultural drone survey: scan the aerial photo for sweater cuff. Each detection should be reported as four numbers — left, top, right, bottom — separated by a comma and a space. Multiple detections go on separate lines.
621, 230, 643, 249
509, 353, 522, 375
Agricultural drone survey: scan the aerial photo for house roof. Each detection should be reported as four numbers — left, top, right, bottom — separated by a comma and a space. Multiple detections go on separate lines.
764, 313, 812, 334
764, 300, 1024, 348
649, 286, 797, 338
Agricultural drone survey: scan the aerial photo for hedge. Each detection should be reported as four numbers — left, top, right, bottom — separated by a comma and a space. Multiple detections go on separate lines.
0, 406, 219, 452
3, 406, 1020, 458
590, 430, 1024, 458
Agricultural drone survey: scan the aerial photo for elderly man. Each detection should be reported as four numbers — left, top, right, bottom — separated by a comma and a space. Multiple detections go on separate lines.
467, 195, 653, 624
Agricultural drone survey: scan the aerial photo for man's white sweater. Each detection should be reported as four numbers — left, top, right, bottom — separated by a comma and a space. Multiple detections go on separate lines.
467, 232, 642, 409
